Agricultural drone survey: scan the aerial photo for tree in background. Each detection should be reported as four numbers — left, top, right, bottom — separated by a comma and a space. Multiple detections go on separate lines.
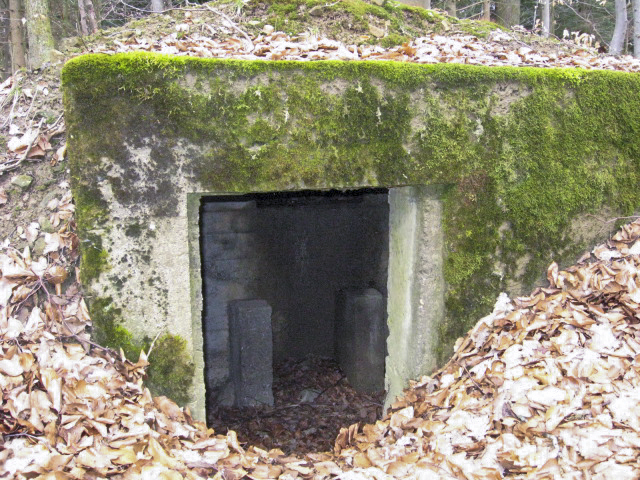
77, 0, 99, 35
24, 0, 55, 69
609, 0, 628, 53
541, 0, 552, 37
445, 0, 457, 16
150, 0, 166, 12
0, 1, 9, 78
483, 0, 491, 20
495, 0, 521, 26
399, 0, 432, 9
633, 0, 639, 56
8, 0, 25, 71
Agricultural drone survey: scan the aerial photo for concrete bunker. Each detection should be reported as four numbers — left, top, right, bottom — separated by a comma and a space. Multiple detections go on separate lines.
199, 187, 442, 417
62, 55, 640, 422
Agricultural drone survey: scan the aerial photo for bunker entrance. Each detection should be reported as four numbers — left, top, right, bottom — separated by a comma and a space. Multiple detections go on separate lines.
200, 188, 389, 452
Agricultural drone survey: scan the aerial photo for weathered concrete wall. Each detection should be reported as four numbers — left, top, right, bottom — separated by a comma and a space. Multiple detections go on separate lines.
254, 191, 389, 363
62, 54, 640, 419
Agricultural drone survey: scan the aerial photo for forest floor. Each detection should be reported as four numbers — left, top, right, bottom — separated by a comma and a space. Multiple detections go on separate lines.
2, 0, 640, 478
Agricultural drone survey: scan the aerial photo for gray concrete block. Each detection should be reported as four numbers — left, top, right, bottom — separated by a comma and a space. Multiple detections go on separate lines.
204, 351, 230, 388
336, 288, 386, 393
204, 327, 229, 353
206, 258, 258, 282
228, 299, 274, 407
201, 233, 257, 260
385, 186, 444, 410
202, 201, 257, 234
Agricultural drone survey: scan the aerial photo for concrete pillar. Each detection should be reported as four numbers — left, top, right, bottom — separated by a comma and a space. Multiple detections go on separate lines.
385, 186, 444, 409
228, 299, 274, 407
335, 288, 386, 393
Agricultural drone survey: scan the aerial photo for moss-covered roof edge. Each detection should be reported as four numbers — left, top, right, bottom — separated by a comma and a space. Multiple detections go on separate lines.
62, 51, 640, 95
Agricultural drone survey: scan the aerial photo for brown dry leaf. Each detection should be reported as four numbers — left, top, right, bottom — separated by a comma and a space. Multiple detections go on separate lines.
154, 396, 186, 422
109, 446, 138, 466
76, 447, 113, 474
148, 437, 182, 469
40, 368, 62, 411
353, 452, 372, 468
334, 423, 359, 454
0, 356, 24, 376
7, 129, 38, 153
52, 143, 67, 163
386, 460, 411, 476
389, 406, 414, 428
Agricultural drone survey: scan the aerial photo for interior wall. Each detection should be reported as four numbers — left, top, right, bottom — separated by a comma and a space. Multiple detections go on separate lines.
201, 200, 260, 406
254, 190, 389, 363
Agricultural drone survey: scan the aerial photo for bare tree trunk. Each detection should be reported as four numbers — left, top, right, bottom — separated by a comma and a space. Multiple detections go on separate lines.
85, 0, 99, 33
397, 0, 431, 8
483, 0, 491, 21
0, 0, 12, 78
77, 0, 88, 35
8, 0, 25, 71
633, 0, 639, 58
541, 0, 551, 37
78, 0, 99, 35
610, 0, 628, 55
24, 0, 54, 69
60, 0, 75, 38
445, 0, 456, 17
496, 0, 520, 26
150, 0, 165, 13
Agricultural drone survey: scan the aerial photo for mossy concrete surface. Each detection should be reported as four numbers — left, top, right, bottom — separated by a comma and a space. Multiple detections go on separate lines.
62, 52, 640, 419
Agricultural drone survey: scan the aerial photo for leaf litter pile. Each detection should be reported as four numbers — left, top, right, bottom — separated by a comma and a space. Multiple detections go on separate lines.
2, 184, 640, 479
337, 220, 640, 479
209, 356, 384, 455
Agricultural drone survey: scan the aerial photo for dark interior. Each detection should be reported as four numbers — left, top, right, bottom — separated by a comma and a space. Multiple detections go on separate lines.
200, 188, 390, 413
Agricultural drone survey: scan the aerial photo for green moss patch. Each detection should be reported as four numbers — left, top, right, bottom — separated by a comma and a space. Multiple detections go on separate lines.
146, 335, 195, 406
89, 297, 194, 406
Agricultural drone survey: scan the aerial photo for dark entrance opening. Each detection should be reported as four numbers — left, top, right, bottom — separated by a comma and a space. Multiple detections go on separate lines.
199, 188, 389, 452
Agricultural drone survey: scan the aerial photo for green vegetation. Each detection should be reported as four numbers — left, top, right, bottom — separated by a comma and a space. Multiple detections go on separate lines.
77, 233, 109, 285
89, 297, 140, 361
71, 184, 111, 285
145, 335, 195, 406
63, 52, 640, 369
89, 297, 194, 406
